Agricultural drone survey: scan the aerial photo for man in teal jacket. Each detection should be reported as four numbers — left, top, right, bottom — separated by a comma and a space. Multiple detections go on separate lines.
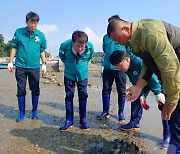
97, 34, 127, 123
59, 30, 94, 131
8, 12, 47, 122
110, 49, 170, 149
97, 15, 127, 124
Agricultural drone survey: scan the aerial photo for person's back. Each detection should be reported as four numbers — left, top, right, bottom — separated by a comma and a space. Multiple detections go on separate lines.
103, 34, 126, 70
163, 21, 180, 60
129, 19, 180, 108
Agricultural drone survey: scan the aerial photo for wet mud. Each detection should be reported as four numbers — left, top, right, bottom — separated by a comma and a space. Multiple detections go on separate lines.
0, 61, 167, 154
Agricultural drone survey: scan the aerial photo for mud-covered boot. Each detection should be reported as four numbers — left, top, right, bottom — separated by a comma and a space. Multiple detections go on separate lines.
161, 119, 170, 149
79, 99, 90, 130
16, 96, 25, 122
32, 95, 39, 119
121, 99, 143, 132
118, 95, 126, 124
60, 101, 73, 131
121, 121, 140, 132
97, 95, 110, 119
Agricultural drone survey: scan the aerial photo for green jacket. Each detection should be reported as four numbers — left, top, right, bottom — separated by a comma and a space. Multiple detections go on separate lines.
129, 19, 180, 105
59, 39, 94, 81
11, 27, 47, 68
103, 34, 126, 70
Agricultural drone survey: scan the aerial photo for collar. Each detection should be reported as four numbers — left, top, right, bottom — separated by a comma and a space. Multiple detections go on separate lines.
67, 39, 90, 52
25, 27, 38, 36
72, 46, 85, 55
128, 21, 138, 45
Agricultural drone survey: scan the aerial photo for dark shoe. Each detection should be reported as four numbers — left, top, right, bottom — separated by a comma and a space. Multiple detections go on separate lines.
121, 121, 140, 132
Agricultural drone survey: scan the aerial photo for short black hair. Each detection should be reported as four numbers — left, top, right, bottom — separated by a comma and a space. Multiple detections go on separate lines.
72, 30, 88, 44
107, 19, 119, 36
108, 15, 120, 23
110, 50, 129, 66
26, 11, 39, 22
107, 18, 127, 36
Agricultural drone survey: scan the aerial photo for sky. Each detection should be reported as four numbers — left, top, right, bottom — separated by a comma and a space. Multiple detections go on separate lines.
1, 0, 180, 56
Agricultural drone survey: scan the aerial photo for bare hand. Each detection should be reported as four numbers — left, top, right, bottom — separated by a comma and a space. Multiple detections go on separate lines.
162, 103, 177, 120
126, 86, 142, 102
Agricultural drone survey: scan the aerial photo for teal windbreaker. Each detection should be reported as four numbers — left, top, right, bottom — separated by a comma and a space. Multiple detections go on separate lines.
103, 34, 126, 70
11, 27, 46, 68
59, 39, 94, 81
126, 46, 162, 95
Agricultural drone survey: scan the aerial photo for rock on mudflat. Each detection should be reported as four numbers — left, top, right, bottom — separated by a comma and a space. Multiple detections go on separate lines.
85, 138, 146, 154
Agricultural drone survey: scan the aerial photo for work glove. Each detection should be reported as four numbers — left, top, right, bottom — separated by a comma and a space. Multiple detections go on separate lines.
41, 63, 46, 76
156, 93, 165, 104
140, 96, 150, 110
8, 62, 14, 72
156, 93, 165, 111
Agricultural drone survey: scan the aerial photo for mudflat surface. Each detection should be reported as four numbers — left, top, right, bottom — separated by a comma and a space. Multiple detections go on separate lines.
0, 62, 167, 154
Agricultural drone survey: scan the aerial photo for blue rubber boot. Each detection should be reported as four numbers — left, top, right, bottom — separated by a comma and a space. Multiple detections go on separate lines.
167, 138, 180, 154
121, 100, 143, 132
32, 95, 39, 119
118, 95, 126, 123
161, 119, 170, 149
79, 99, 90, 130
60, 101, 73, 131
16, 96, 25, 122
97, 95, 110, 120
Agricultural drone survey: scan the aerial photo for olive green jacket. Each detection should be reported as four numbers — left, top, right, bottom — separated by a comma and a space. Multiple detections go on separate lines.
129, 19, 180, 106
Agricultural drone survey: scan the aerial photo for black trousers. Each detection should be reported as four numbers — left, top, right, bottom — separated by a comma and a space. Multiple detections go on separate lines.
15, 67, 40, 97
135, 52, 180, 142
64, 76, 88, 101
102, 69, 126, 97
169, 100, 180, 142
